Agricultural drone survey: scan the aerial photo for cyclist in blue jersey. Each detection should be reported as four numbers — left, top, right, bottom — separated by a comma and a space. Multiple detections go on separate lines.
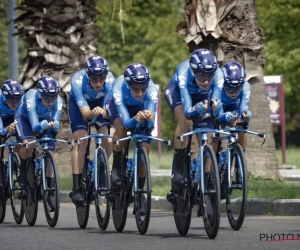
68, 55, 115, 204
217, 61, 252, 151
14, 75, 62, 210
0, 79, 24, 157
165, 49, 223, 187
106, 63, 157, 213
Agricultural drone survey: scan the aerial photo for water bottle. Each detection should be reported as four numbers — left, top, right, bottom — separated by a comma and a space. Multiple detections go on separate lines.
219, 151, 228, 171
87, 159, 95, 180
35, 158, 42, 185
190, 157, 199, 179
126, 158, 134, 178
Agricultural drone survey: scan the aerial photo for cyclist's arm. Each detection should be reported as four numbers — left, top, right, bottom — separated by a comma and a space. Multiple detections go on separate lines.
0, 116, 7, 136
145, 81, 158, 128
26, 92, 42, 132
179, 83, 198, 118
239, 82, 252, 119
113, 83, 137, 129
51, 96, 63, 122
103, 72, 115, 106
210, 70, 223, 116
71, 73, 91, 119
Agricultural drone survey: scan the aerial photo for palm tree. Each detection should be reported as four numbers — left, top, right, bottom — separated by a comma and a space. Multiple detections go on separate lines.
14, 0, 100, 174
177, 0, 280, 180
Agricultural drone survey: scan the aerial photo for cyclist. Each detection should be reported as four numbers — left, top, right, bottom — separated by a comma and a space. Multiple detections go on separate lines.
106, 63, 157, 215
165, 48, 223, 188
0, 79, 24, 157
218, 61, 252, 151
68, 55, 115, 204
14, 75, 63, 210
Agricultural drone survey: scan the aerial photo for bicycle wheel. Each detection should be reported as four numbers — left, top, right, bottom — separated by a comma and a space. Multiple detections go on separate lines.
225, 143, 248, 230
112, 148, 129, 233
76, 168, 90, 229
24, 157, 38, 226
95, 148, 111, 230
10, 153, 24, 224
172, 149, 192, 236
134, 146, 151, 235
0, 160, 6, 223
42, 151, 60, 227
200, 145, 220, 239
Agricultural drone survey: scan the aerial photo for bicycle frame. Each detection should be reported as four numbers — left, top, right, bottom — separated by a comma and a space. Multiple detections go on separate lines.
178, 128, 231, 194
115, 133, 171, 193
25, 137, 71, 192
76, 133, 112, 191
0, 139, 23, 191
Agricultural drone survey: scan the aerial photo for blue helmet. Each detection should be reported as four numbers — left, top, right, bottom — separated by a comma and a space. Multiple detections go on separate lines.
85, 55, 109, 76
2, 79, 23, 99
37, 75, 60, 97
124, 63, 151, 85
222, 61, 246, 94
189, 49, 218, 74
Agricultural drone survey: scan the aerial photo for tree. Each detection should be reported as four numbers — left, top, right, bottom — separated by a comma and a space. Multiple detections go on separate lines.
177, 0, 280, 180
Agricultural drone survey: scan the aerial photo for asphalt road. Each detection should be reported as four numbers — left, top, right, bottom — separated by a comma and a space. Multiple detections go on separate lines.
0, 203, 300, 250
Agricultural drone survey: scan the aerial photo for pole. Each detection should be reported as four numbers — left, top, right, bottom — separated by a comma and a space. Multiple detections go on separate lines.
7, 0, 19, 80
279, 75, 286, 164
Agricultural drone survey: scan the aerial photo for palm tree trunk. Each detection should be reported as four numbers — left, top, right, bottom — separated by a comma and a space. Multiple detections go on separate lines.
178, 0, 280, 180
14, 0, 99, 175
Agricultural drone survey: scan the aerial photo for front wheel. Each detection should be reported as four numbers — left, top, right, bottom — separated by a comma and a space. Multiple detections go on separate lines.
42, 151, 60, 227
201, 145, 220, 239
226, 143, 248, 230
95, 148, 111, 230
134, 147, 151, 235
0, 161, 7, 223
10, 153, 24, 224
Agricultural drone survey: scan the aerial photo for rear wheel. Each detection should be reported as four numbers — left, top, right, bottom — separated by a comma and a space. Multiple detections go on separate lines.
201, 145, 220, 239
95, 148, 111, 230
134, 146, 151, 235
10, 153, 24, 224
24, 157, 38, 226
42, 151, 60, 227
226, 143, 248, 230
0, 160, 7, 223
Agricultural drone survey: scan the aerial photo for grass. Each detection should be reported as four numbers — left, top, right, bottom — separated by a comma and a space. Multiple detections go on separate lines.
59, 175, 300, 199
276, 147, 300, 168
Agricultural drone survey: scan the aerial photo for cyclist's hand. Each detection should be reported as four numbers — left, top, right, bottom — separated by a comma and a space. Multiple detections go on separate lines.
143, 110, 154, 121
7, 122, 15, 133
211, 99, 218, 112
225, 112, 238, 123
91, 106, 104, 117
135, 111, 146, 122
48, 120, 59, 131
242, 111, 252, 121
195, 100, 208, 116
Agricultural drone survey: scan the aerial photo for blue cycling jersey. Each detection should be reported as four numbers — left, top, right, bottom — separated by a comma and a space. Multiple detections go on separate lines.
112, 76, 158, 128
0, 92, 23, 134
218, 81, 251, 122
69, 69, 115, 109
16, 89, 63, 132
171, 59, 223, 118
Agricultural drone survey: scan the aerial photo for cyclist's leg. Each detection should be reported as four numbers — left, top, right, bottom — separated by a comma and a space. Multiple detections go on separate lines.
68, 96, 89, 203
165, 81, 188, 186
14, 114, 35, 189
105, 98, 126, 186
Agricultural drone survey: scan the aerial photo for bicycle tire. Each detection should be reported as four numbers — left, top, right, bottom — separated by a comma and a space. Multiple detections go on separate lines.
0, 160, 6, 223
42, 151, 60, 227
112, 143, 129, 233
95, 148, 111, 230
134, 146, 151, 235
172, 149, 192, 236
24, 157, 38, 226
226, 143, 248, 230
201, 145, 220, 239
10, 153, 24, 224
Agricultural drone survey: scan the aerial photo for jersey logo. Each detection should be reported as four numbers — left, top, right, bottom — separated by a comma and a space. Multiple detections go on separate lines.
26, 100, 31, 111
113, 93, 121, 105
76, 76, 83, 86
217, 79, 224, 88
57, 103, 62, 110
150, 92, 158, 102
106, 77, 113, 83
77, 101, 83, 106
246, 91, 250, 100
178, 75, 186, 88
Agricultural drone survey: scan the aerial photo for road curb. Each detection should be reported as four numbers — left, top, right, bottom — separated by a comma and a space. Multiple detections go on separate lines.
59, 191, 300, 216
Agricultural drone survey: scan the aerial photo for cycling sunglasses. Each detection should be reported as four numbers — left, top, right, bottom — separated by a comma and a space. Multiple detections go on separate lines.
42, 95, 58, 103
195, 72, 215, 82
89, 74, 107, 84
6, 97, 22, 105
224, 84, 243, 94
